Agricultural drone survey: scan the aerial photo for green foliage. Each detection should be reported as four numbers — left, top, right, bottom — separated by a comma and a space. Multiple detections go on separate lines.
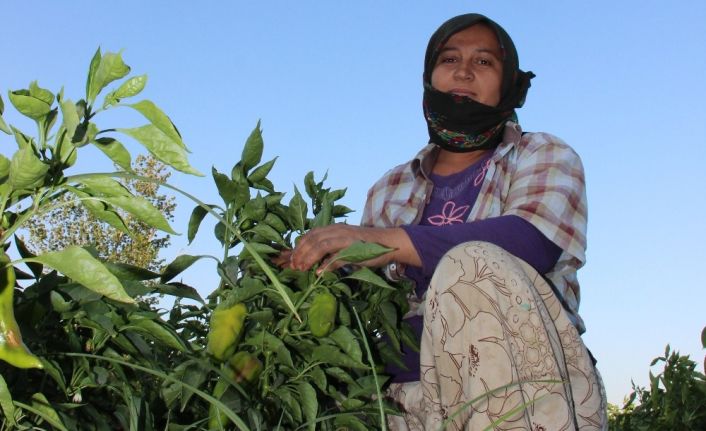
0, 48, 204, 428
0, 50, 413, 429
608, 328, 706, 431
0, 47, 200, 304
171, 121, 414, 430
25, 154, 176, 272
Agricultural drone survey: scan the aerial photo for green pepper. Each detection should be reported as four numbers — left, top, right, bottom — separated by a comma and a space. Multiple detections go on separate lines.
227, 351, 263, 383
308, 291, 337, 337
207, 302, 247, 361
207, 351, 262, 429
0, 253, 43, 369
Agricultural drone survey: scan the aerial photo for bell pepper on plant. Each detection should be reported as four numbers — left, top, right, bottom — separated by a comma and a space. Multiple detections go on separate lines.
0, 253, 43, 369
308, 291, 337, 337
228, 350, 262, 383
207, 302, 247, 361
207, 352, 262, 429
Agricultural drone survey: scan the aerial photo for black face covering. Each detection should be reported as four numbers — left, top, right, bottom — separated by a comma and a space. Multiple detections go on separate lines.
423, 13, 535, 152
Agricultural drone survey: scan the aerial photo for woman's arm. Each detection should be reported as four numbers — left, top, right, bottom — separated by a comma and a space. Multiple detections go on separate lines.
402, 214, 562, 276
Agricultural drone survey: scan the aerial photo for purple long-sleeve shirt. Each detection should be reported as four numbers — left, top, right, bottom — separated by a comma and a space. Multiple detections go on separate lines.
387, 153, 562, 383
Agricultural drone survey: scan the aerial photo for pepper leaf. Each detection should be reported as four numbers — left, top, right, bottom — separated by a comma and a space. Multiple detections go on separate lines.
77, 176, 132, 197
29, 246, 135, 303
298, 382, 318, 431
67, 186, 131, 236
241, 194, 267, 222
212, 167, 237, 203
14, 236, 43, 279
0, 154, 10, 183
345, 267, 394, 290
0, 374, 16, 427
312, 345, 368, 370
241, 120, 263, 172
304, 171, 316, 199
128, 100, 186, 150
29, 81, 54, 105
104, 74, 147, 107
118, 125, 202, 176
59, 97, 80, 141
30, 393, 68, 431
85, 47, 101, 101
93, 137, 132, 171
161, 254, 209, 283
247, 156, 277, 183
187, 204, 217, 244
101, 194, 177, 234
104, 262, 160, 282
88, 50, 130, 103
329, 326, 363, 363
9, 148, 49, 190
248, 223, 285, 246
332, 241, 393, 264
7, 89, 51, 120
312, 195, 332, 228
288, 186, 308, 232
0, 114, 10, 135
125, 315, 189, 352
152, 282, 204, 304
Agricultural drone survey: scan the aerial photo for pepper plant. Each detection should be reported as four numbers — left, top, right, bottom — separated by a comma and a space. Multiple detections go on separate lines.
0, 48, 202, 369
157, 121, 418, 430
0, 49, 416, 430
0, 49, 207, 429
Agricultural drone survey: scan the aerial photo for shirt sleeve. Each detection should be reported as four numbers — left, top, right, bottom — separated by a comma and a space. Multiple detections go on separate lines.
401, 215, 562, 277
502, 134, 588, 266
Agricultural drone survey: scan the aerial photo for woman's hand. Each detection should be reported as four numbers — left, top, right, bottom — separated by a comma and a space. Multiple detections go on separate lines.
270, 248, 294, 268
284, 224, 421, 273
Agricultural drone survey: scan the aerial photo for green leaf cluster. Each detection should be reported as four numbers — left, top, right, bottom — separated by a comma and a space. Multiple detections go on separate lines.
165, 123, 415, 430
0, 48, 200, 305
0, 49, 414, 430
608, 327, 706, 430
0, 259, 209, 430
0, 49, 204, 429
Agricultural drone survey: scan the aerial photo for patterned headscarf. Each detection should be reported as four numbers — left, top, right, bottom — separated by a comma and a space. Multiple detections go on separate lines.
423, 13, 535, 152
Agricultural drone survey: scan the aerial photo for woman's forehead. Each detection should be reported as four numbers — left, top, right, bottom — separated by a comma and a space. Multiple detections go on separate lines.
438, 24, 503, 56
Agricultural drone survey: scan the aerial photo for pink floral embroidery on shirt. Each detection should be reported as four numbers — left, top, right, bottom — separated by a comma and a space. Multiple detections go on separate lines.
427, 201, 470, 226
473, 158, 492, 187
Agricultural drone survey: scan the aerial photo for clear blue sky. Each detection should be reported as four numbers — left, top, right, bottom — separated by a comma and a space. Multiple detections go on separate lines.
2, 0, 705, 405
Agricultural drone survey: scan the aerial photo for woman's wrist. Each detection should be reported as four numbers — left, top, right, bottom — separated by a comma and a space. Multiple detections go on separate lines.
364, 227, 421, 267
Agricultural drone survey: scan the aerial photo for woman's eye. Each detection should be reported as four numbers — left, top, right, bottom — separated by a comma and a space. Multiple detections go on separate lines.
475, 57, 493, 66
438, 56, 457, 64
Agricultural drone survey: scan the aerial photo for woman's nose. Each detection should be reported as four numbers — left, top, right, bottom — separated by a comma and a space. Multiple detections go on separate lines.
453, 60, 474, 80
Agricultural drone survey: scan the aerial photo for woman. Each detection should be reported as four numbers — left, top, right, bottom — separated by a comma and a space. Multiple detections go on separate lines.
287, 13, 607, 430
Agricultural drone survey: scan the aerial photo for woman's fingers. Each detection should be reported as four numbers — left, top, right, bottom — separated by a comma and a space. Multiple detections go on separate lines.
290, 224, 359, 271
271, 249, 294, 268
288, 224, 417, 271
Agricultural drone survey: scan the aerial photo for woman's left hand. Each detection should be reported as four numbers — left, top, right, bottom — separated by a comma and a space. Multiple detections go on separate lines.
288, 224, 420, 273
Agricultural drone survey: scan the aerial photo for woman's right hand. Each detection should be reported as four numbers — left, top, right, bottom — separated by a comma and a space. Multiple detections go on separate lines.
271, 248, 294, 269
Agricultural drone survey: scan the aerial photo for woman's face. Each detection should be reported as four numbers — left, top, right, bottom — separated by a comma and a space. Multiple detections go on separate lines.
431, 24, 504, 107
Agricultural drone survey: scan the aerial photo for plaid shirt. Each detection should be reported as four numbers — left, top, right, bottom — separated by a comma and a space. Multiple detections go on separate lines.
361, 122, 588, 332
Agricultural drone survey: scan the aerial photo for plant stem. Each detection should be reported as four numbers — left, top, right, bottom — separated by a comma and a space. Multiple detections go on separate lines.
352, 304, 387, 431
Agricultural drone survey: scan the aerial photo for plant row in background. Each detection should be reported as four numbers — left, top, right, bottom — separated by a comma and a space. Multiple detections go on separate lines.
0, 50, 416, 430
607, 326, 706, 430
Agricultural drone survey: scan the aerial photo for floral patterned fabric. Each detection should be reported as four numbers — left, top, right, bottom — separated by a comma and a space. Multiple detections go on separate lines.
386, 242, 607, 430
